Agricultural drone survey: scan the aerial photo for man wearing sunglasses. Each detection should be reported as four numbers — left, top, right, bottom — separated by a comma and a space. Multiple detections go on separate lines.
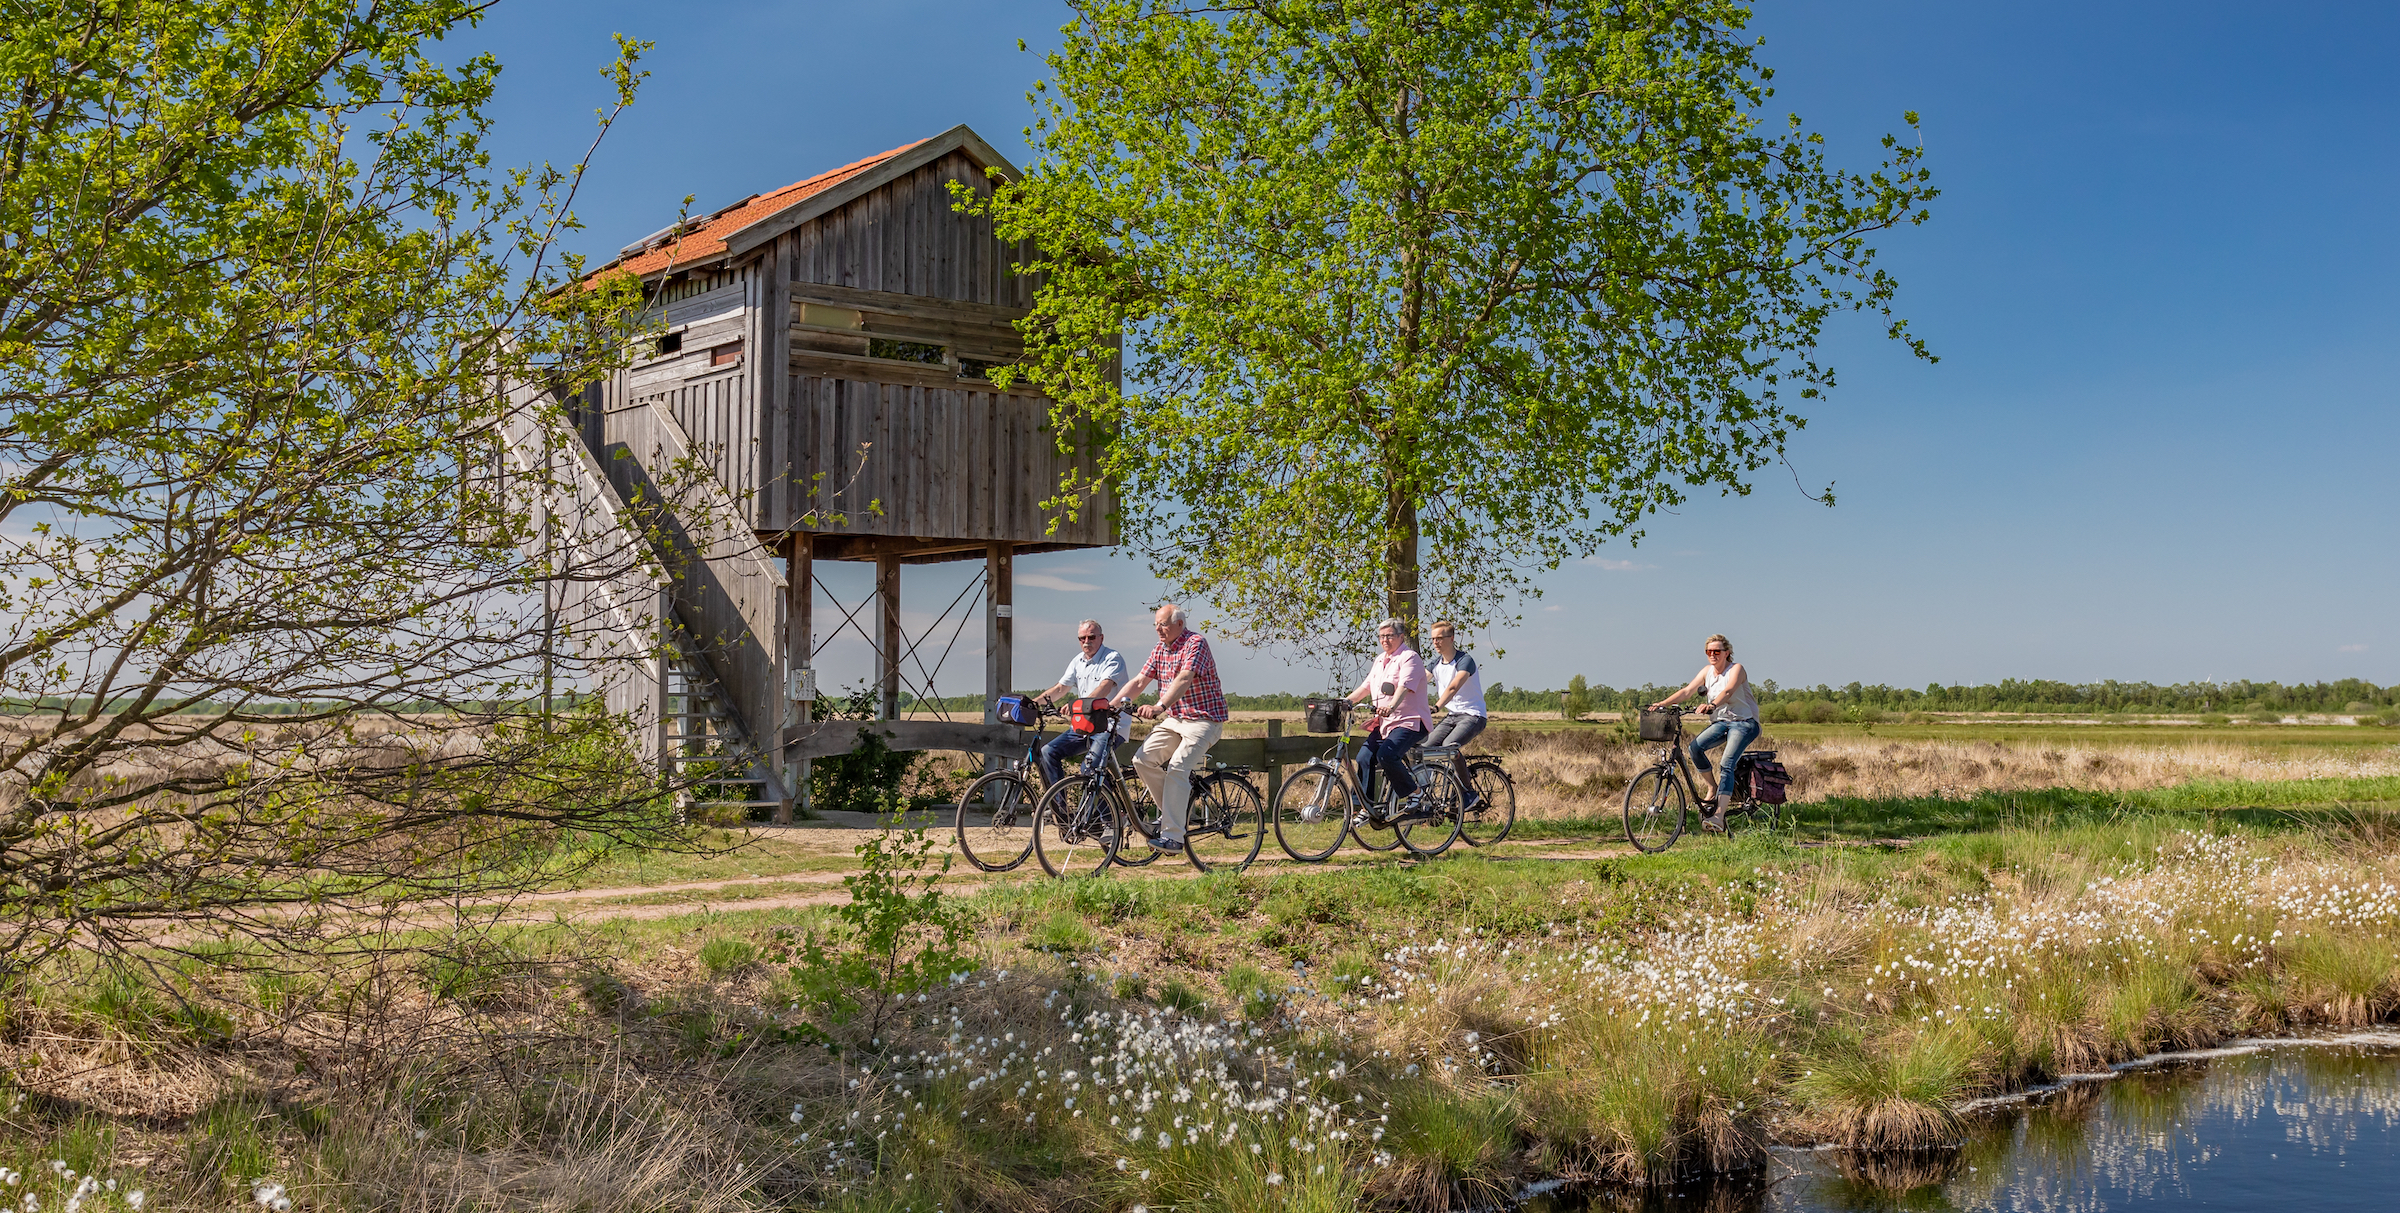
1033, 620, 1128, 784
1647, 633, 1757, 834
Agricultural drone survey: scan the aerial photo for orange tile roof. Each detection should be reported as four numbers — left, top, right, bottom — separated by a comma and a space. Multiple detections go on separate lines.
596, 137, 929, 280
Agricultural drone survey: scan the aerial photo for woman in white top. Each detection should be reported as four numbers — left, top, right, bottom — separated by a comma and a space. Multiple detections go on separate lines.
1646, 633, 1758, 833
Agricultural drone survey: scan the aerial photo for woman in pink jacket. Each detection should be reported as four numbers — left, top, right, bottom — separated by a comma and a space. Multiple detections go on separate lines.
1344, 617, 1431, 822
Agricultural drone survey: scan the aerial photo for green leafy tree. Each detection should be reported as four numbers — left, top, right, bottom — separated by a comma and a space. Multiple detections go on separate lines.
983, 0, 1936, 648
1563, 674, 1592, 721
0, 2, 667, 968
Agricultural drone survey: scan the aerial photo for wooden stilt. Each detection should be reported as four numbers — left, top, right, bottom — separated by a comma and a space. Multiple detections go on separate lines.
877, 553, 901, 720
984, 543, 1014, 771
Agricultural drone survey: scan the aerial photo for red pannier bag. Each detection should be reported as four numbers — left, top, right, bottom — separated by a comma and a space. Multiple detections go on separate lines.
1069, 696, 1116, 735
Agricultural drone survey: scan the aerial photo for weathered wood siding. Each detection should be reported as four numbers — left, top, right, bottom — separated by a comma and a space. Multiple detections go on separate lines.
785, 148, 1039, 306
783, 374, 1112, 551
764, 147, 1115, 544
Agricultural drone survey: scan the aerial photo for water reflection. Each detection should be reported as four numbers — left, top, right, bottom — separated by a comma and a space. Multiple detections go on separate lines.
1534, 1043, 2400, 1213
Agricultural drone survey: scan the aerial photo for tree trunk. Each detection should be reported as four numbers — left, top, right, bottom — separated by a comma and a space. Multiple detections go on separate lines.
1385, 482, 1419, 647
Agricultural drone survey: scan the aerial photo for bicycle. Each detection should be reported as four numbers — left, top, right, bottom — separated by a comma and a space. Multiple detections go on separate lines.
1455, 749, 1516, 848
1033, 709, 1266, 877
1622, 709, 1781, 853
954, 696, 1072, 873
1272, 702, 1465, 862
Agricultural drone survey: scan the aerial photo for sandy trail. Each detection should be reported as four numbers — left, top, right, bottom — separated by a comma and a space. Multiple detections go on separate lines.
514, 834, 1635, 924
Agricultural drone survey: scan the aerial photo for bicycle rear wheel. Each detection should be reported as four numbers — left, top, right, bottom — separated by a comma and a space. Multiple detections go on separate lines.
1458, 761, 1516, 848
1273, 764, 1350, 862
1729, 796, 1780, 834
1396, 764, 1465, 858
1034, 776, 1121, 878
1186, 772, 1266, 873
1623, 766, 1687, 853
1113, 767, 1164, 867
954, 768, 1037, 872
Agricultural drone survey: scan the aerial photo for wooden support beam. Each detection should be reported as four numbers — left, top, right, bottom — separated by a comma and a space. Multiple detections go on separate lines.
779, 533, 813, 824
984, 543, 1013, 772
877, 553, 901, 720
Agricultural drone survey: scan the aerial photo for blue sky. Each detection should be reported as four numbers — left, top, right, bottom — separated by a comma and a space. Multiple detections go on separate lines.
468, 1, 2399, 698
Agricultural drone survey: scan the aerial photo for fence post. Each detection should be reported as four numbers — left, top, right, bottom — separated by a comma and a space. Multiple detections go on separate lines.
1266, 717, 1282, 808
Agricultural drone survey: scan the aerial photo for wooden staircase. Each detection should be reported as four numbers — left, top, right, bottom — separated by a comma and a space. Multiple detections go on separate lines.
663, 635, 785, 819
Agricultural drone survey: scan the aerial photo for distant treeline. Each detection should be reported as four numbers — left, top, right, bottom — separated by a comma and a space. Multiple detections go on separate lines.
1470, 678, 2397, 717
21, 679, 2388, 720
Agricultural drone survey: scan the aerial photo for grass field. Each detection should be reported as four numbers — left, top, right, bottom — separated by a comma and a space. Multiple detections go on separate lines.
5, 721, 2399, 1212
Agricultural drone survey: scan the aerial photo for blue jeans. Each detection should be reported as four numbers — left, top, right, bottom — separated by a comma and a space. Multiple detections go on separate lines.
1356, 725, 1425, 802
1039, 731, 1094, 785
1690, 718, 1760, 798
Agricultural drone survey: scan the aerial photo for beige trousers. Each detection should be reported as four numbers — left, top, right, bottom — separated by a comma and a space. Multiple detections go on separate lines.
1132, 717, 1224, 842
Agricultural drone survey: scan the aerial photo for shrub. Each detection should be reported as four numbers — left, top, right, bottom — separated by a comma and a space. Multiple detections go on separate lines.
1562, 675, 1592, 721
786, 810, 973, 1043
810, 683, 926, 816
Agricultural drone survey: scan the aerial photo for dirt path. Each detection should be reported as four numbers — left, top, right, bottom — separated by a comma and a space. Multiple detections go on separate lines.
516, 834, 1636, 925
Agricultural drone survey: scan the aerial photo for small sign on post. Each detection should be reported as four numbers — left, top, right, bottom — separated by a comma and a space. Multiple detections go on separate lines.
790, 666, 817, 702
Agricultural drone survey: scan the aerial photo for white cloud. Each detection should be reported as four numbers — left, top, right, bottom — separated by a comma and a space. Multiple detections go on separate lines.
1543, 604, 1564, 612
2339, 643, 2369, 653
1583, 556, 1655, 572
1016, 572, 1103, 592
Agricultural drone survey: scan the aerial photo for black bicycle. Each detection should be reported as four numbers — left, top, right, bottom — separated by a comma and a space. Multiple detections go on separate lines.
954, 697, 1069, 873
1441, 733, 1517, 848
1032, 708, 1266, 877
1623, 710, 1780, 853
1272, 701, 1465, 862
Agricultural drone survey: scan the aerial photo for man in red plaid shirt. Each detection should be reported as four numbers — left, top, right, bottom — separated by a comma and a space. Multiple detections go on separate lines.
1113, 602, 1226, 853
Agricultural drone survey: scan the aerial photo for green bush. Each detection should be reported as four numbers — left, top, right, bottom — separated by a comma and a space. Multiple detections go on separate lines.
785, 809, 973, 1043
1562, 675, 1591, 721
810, 683, 925, 815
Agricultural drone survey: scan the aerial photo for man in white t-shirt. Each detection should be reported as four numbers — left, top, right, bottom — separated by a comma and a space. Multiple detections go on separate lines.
1033, 619, 1130, 784
1423, 619, 1489, 805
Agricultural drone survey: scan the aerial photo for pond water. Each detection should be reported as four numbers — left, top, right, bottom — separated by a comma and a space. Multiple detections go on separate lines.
1540, 1033, 2400, 1212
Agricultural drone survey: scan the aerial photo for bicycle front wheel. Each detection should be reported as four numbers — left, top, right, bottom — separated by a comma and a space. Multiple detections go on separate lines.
1396, 764, 1465, 858
1459, 761, 1517, 848
954, 768, 1037, 873
1034, 776, 1121, 878
1273, 764, 1350, 862
1187, 772, 1266, 874
1623, 766, 1686, 854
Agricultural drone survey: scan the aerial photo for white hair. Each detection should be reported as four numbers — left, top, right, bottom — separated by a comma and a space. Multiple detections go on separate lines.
1076, 619, 1103, 635
1376, 617, 1405, 634
1157, 603, 1189, 626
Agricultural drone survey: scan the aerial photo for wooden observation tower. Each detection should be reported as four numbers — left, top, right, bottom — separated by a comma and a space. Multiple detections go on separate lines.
503, 124, 1116, 820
